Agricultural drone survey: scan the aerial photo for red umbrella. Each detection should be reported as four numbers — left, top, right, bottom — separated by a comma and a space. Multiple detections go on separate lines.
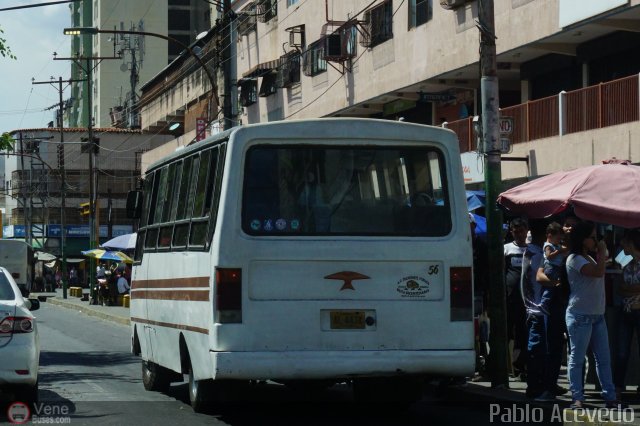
497, 160, 640, 228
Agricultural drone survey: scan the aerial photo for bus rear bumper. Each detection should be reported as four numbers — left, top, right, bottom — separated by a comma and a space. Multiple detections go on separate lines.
211, 349, 475, 380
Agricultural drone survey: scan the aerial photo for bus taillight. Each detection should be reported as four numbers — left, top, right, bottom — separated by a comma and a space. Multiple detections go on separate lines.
450, 267, 472, 321
215, 268, 242, 323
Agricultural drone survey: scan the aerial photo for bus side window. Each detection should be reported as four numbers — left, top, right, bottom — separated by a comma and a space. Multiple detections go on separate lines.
190, 148, 218, 247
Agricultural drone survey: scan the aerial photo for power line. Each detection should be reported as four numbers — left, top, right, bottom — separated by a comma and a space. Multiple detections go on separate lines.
0, 0, 82, 12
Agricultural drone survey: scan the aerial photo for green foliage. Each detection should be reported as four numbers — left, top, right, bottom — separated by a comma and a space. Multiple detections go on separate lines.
0, 26, 16, 60
1, 132, 15, 151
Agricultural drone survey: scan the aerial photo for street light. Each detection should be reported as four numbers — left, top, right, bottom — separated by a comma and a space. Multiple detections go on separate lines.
63, 26, 219, 125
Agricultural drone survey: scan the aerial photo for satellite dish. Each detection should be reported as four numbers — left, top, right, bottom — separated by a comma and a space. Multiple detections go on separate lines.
195, 31, 208, 40
120, 63, 128, 72
192, 46, 203, 57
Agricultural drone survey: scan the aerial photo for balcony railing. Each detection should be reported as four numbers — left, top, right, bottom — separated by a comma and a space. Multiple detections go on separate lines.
447, 73, 640, 152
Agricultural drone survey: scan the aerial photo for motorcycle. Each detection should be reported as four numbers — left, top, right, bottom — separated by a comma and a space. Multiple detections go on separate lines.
90, 278, 110, 306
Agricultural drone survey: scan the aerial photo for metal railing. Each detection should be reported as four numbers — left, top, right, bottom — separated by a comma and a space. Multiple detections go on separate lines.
447, 73, 640, 153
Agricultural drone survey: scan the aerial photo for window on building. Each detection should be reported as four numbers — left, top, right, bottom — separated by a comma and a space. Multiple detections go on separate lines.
168, 9, 191, 31
277, 52, 301, 88
360, 0, 393, 48
409, 0, 432, 28
257, 0, 277, 23
287, 0, 299, 6
303, 39, 327, 77
239, 79, 258, 106
259, 73, 278, 97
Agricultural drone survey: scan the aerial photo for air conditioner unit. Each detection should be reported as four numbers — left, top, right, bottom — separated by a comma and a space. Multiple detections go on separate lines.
439, 0, 469, 10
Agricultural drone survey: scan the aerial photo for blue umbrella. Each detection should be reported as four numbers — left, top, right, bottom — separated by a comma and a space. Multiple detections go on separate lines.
466, 190, 485, 212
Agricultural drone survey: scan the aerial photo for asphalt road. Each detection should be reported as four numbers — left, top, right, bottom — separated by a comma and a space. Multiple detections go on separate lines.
0, 302, 562, 425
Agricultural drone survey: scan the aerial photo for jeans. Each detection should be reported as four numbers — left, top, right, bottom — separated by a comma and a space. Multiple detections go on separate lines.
614, 309, 640, 388
527, 314, 546, 395
565, 311, 616, 402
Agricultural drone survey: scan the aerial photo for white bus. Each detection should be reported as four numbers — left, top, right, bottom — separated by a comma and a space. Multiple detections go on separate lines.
0, 239, 35, 296
127, 118, 474, 411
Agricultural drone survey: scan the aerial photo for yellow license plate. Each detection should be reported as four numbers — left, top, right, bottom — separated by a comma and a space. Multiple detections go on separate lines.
330, 311, 366, 329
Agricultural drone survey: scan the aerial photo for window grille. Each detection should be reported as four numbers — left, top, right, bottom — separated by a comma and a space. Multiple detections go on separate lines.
302, 39, 327, 77
360, 0, 393, 48
409, 0, 432, 28
236, 3, 257, 36
259, 73, 278, 97
256, 0, 277, 23
277, 52, 301, 88
239, 79, 258, 106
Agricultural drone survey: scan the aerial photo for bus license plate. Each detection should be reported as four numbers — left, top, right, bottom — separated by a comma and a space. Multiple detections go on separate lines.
330, 311, 366, 329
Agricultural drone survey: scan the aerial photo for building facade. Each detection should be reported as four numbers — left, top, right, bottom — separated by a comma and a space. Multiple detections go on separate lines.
67, 0, 214, 129
3, 128, 172, 255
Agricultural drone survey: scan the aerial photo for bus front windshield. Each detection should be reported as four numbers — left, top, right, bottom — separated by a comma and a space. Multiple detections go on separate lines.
242, 145, 452, 236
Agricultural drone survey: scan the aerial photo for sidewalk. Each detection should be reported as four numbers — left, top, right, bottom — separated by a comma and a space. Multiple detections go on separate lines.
33, 288, 131, 326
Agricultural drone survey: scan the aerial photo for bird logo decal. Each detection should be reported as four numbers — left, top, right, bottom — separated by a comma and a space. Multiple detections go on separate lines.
324, 271, 370, 291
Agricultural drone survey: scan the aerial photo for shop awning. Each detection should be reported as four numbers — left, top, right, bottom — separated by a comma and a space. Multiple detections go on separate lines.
242, 58, 280, 78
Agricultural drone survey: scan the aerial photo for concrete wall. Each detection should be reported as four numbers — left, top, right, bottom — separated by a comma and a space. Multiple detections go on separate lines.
502, 121, 640, 181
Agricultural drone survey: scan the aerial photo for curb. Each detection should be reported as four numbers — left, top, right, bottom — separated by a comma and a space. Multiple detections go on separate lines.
46, 297, 131, 326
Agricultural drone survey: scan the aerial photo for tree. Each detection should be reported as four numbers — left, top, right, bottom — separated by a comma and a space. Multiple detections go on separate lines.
1, 132, 15, 151
0, 25, 16, 60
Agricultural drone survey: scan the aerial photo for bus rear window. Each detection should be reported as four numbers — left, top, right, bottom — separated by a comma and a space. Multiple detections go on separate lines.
242, 145, 451, 236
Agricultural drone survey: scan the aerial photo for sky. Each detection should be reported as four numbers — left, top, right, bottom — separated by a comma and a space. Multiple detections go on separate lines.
0, 0, 71, 134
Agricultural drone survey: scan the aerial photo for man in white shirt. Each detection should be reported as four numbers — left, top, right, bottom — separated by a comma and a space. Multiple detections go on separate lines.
117, 274, 130, 295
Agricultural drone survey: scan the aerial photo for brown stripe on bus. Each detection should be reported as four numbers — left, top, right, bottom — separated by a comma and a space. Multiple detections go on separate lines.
131, 317, 209, 335
131, 277, 209, 290
130, 289, 210, 301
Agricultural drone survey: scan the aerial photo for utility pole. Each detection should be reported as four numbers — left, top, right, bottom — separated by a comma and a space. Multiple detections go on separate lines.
479, 0, 508, 388
32, 76, 84, 299
222, 0, 233, 130
55, 51, 119, 300
18, 133, 30, 244
87, 54, 97, 299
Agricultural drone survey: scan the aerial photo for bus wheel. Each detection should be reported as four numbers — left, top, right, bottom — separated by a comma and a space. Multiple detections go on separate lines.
188, 364, 213, 413
142, 360, 171, 392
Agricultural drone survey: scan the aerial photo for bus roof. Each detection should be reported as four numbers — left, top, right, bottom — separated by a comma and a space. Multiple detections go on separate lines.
145, 118, 457, 174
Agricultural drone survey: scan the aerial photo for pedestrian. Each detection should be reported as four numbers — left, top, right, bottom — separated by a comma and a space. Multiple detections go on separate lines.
521, 219, 548, 398
565, 221, 619, 409
613, 228, 640, 399
117, 273, 130, 295
504, 217, 529, 378
543, 222, 566, 282
69, 266, 78, 286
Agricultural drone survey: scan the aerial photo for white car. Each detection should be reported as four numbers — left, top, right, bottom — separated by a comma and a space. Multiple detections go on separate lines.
0, 266, 40, 405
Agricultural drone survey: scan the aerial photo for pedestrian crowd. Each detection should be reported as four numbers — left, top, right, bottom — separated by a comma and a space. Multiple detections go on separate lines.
474, 214, 640, 409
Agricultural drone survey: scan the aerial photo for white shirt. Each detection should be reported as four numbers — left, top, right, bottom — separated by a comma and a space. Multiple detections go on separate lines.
117, 276, 130, 294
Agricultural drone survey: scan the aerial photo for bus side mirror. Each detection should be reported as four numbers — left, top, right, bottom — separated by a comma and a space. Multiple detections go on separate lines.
126, 190, 143, 219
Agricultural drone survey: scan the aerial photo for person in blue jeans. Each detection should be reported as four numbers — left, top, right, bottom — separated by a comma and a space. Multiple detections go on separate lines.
565, 221, 620, 409
614, 228, 640, 398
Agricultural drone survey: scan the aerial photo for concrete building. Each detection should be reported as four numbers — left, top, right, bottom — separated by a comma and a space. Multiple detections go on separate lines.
3, 128, 172, 255
67, 0, 213, 129
136, 0, 640, 183
230, 0, 640, 185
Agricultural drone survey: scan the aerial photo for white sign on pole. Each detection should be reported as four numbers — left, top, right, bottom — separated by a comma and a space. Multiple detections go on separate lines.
499, 117, 513, 135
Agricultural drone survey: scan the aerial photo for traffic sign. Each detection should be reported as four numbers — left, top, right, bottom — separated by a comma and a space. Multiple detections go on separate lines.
499, 117, 513, 135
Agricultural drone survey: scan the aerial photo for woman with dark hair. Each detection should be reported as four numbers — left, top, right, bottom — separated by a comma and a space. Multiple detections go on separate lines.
565, 221, 619, 409
614, 228, 640, 398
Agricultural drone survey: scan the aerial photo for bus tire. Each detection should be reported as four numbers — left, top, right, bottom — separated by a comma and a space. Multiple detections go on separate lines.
188, 364, 213, 413
142, 360, 171, 392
